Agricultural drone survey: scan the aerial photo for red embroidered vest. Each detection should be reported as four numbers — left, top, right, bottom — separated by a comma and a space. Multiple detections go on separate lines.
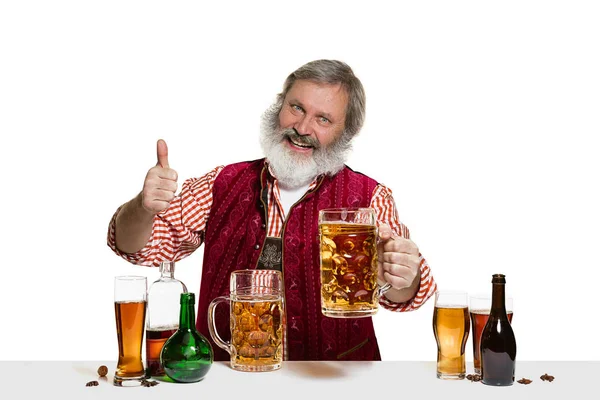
195, 159, 381, 361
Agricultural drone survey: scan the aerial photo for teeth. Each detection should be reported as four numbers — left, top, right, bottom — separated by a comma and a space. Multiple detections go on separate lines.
290, 137, 312, 148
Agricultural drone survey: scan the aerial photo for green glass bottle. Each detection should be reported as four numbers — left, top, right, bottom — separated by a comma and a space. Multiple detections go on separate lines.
160, 293, 213, 383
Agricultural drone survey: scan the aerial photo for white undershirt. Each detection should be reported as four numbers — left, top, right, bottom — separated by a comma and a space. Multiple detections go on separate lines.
278, 183, 311, 218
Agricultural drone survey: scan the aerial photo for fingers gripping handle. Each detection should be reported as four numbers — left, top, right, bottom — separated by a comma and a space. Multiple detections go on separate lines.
207, 296, 232, 354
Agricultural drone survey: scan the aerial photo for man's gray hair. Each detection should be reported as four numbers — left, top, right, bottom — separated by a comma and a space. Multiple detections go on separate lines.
277, 59, 366, 141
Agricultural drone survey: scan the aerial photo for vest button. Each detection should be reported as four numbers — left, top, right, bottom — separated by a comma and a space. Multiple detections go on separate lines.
259, 203, 264, 209
254, 244, 260, 250
261, 224, 266, 229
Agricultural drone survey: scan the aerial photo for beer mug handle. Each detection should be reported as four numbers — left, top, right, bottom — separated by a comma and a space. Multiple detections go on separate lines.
375, 229, 393, 297
207, 296, 232, 355
378, 282, 392, 296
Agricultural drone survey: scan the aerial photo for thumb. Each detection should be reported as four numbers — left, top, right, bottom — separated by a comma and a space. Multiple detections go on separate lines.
156, 139, 169, 168
378, 223, 393, 241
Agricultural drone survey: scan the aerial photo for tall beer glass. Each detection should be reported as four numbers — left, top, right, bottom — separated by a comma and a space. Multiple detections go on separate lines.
470, 295, 513, 374
433, 291, 469, 380
114, 276, 147, 386
318, 208, 391, 318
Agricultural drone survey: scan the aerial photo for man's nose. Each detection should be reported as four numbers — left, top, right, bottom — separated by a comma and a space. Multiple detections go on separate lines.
294, 115, 313, 136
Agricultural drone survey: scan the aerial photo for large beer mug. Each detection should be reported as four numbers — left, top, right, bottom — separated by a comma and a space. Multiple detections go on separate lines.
208, 270, 284, 372
318, 208, 391, 318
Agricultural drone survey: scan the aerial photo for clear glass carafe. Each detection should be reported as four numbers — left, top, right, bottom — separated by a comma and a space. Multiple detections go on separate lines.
145, 261, 187, 377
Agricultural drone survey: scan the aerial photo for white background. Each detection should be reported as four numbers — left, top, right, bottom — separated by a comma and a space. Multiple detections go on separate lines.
1, 0, 598, 361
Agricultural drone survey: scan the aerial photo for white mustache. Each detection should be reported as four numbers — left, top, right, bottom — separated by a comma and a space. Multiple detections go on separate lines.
282, 129, 320, 148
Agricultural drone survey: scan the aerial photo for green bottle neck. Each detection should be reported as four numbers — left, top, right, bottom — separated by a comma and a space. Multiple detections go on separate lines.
179, 297, 196, 330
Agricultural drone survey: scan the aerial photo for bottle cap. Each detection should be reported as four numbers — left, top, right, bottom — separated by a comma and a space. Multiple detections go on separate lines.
492, 274, 506, 284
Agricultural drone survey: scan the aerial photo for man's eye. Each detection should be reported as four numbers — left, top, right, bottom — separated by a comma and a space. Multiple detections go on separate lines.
319, 117, 330, 124
291, 104, 303, 112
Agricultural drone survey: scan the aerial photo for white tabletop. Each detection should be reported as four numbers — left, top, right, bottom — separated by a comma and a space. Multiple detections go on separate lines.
2, 360, 597, 399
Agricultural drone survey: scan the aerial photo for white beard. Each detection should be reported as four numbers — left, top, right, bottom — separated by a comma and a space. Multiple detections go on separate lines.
259, 102, 352, 189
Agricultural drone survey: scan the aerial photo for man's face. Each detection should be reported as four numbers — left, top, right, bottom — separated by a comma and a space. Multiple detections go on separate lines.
260, 79, 353, 188
278, 79, 348, 157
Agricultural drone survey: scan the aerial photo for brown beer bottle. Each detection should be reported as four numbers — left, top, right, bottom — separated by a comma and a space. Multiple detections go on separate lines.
480, 274, 517, 386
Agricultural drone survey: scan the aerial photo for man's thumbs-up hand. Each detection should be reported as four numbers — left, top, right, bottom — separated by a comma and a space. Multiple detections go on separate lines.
141, 139, 179, 214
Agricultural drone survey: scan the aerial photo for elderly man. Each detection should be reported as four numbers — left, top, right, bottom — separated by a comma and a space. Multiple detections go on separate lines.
108, 59, 436, 361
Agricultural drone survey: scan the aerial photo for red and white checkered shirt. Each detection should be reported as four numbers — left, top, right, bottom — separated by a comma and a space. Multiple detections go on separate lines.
107, 165, 437, 312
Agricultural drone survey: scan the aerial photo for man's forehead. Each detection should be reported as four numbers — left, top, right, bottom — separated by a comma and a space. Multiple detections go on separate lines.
287, 79, 346, 95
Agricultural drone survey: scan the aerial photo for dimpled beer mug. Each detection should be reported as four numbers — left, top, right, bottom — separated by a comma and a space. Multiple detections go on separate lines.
113, 276, 147, 387
433, 291, 470, 380
208, 270, 284, 372
318, 208, 391, 318
470, 295, 513, 375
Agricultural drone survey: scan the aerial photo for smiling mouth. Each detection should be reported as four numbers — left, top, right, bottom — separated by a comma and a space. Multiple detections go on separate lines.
287, 136, 314, 149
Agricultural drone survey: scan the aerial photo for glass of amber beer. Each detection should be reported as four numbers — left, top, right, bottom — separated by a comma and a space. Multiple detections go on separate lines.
208, 270, 284, 372
470, 295, 513, 374
113, 276, 147, 386
433, 291, 470, 380
318, 208, 391, 318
